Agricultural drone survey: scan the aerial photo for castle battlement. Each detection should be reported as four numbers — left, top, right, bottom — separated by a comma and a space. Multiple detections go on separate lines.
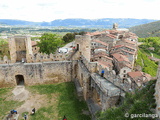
0, 52, 68, 64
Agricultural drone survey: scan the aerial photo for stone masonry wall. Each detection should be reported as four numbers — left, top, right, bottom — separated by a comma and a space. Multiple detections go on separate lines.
0, 61, 72, 87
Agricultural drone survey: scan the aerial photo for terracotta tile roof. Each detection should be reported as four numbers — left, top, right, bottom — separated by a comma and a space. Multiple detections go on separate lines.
112, 45, 123, 49
92, 39, 108, 46
124, 32, 138, 39
106, 34, 117, 39
112, 53, 130, 62
98, 60, 113, 68
94, 52, 109, 57
112, 45, 136, 51
105, 30, 118, 34
127, 71, 151, 86
122, 49, 135, 55
86, 31, 105, 36
31, 41, 38, 46
123, 39, 136, 45
129, 36, 138, 39
110, 49, 135, 55
93, 55, 113, 60
92, 52, 112, 60
128, 71, 148, 78
119, 62, 132, 69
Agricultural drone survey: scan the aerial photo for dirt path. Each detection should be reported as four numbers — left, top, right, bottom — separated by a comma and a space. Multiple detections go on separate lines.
9, 85, 55, 120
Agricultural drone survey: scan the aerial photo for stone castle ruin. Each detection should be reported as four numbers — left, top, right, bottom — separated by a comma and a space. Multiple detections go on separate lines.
0, 24, 153, 119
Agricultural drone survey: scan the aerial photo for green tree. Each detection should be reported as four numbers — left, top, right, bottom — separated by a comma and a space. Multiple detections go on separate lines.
62, 31, 86, 43
37, 33, 63, 54
0, 39, 9, 58
62, 33, 75, 43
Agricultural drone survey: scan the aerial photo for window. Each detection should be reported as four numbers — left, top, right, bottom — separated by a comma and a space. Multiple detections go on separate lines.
124, 70, 126, 73
122, 79, 125, 83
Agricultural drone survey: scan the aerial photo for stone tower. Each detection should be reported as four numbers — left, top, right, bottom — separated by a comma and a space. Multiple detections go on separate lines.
75, 35, 91, 61
113, 23, 118, 30
8, 36, 33, 63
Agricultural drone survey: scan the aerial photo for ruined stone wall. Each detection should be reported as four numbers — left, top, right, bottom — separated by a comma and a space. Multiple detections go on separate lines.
155, 62, 160, 117
8, 37, 16, 63
72, 59, 92, 100
8, 36, 33, 63
0, 61, 72, 87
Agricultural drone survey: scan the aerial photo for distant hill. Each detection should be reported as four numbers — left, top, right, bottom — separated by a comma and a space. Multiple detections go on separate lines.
0, 18, 157, 28
129, 20, 160, 38
0, 19, 41, 26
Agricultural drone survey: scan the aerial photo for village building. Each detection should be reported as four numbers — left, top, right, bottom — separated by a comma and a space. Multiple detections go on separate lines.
127, 71, 151, 88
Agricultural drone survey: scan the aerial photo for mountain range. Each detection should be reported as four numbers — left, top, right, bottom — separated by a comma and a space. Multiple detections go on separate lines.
0, 18, 158, 28
129, 20, 160, 38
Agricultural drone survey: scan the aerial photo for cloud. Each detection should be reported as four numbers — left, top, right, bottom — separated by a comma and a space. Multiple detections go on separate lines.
0, 0, 159, 22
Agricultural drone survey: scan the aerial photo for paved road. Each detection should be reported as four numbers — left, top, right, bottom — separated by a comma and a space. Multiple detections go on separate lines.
62, 41, 75, 48
59, 41, 75, 53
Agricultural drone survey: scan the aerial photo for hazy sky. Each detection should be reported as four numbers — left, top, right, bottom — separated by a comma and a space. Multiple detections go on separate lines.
0, 0, 159, 22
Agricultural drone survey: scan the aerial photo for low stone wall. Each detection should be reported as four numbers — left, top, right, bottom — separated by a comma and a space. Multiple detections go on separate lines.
0, 61, 72, 87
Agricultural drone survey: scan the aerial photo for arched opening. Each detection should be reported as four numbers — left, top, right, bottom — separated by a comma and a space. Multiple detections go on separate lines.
74, 64, 78, 78
15, 75, 25, 85
118, 35, 123, 39
77, 44, 79, 50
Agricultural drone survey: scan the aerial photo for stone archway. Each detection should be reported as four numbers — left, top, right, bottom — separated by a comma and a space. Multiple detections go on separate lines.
15, 75, 25, 85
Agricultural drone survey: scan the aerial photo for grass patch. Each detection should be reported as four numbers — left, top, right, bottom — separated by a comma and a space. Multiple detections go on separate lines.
153, 53, 160, 59
28, 82, 91, 120
0, 88, 24, 119
135, 49, 158, 76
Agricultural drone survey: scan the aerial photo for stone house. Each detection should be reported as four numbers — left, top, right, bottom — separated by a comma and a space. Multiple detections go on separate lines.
116, 39, 137, 48
110, 44, 137, 64
111, 53, 132, 77
97, 60, 113, 72
91, 52, 112, 62
111, 45, 136, 53
93, 48, 108, 55
91, 39, 108, 50
118, 63, 132, 81
97, 34, 117, 49
127, 71, 151, 88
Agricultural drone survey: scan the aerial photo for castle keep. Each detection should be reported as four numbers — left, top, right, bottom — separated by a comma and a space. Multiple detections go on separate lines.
0, 24, 152, 118
8, 36, 33, 63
